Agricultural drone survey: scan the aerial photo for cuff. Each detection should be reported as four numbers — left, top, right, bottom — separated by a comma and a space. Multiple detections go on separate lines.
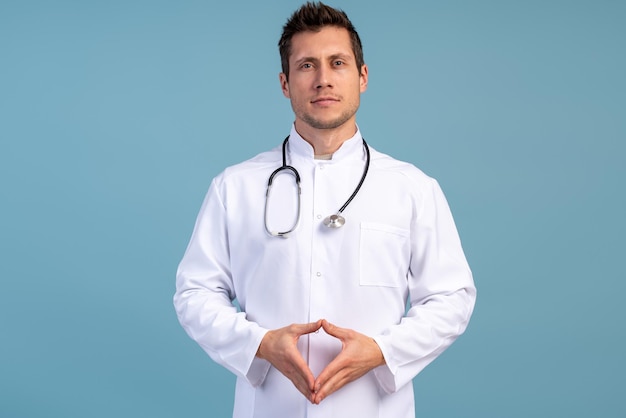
372, 335, 398, 393
243, 328, 271, 387
246, 356, 271, 387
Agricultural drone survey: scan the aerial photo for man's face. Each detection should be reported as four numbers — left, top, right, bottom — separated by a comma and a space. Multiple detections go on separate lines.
280, 26, 368, 133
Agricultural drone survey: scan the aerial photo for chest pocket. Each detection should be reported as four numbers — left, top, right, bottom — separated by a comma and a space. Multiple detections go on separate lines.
359, 222, 410, 287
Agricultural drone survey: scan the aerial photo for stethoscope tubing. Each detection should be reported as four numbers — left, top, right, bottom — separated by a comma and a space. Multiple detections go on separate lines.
337, 137, 369, 215
264, 135, 370, 237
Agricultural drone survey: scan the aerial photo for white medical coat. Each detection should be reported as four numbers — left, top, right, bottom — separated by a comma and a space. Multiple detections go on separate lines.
174, 127, 476, 418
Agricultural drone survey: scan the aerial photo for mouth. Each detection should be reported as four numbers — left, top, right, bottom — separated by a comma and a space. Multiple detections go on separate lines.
311, 96, 340, 106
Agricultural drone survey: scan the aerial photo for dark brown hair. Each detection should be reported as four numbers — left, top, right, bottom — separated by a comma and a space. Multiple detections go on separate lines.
278, 2, 364, 80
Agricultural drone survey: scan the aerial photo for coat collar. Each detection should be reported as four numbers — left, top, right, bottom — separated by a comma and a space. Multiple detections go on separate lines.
287, 125, 365, 163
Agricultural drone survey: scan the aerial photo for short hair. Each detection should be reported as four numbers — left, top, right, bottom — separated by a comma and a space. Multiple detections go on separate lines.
278, 2, 364, 80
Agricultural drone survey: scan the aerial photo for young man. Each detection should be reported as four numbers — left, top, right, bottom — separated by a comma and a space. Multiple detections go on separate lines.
174, 3, 476, 417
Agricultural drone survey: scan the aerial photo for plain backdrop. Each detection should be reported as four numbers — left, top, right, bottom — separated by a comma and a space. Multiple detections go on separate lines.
1, 0, 624, 417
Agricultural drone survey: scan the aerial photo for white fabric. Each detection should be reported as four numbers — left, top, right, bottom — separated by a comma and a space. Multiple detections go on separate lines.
174, 126, 476, 418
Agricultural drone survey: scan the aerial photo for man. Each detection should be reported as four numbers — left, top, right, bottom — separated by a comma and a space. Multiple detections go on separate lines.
174, 2, 476, 417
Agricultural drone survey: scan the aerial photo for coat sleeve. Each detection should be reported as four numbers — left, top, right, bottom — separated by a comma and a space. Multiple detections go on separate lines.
173, 176, 271, 386
372, 177, 476, 393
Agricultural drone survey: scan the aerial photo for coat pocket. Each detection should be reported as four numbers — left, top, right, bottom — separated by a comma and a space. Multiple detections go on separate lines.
359, 222, 410, 287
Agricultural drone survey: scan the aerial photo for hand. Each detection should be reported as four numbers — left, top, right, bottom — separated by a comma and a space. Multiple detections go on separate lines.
312, 319, 385, 404
256, 320, 323, 402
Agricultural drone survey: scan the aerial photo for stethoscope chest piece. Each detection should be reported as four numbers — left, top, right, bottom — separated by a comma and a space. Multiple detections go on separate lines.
323, 214, 345, 228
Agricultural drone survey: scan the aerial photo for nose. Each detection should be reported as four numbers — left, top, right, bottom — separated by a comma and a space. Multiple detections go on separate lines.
315, 63, 333, 89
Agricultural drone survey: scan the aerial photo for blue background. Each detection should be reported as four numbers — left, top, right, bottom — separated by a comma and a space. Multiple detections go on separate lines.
1, 0, 624, 417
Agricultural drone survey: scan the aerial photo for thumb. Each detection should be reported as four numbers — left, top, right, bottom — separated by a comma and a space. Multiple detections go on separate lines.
294, 319, 323, 335
321, 319, 345, 339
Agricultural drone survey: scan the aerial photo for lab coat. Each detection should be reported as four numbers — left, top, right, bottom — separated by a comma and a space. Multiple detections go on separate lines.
174, 126, 476, 418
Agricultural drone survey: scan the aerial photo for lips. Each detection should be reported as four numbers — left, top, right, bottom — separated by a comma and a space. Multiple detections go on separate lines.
311, 96, 340, 105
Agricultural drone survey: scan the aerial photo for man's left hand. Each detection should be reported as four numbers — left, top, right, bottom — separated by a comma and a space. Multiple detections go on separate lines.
312, 319, 386, 404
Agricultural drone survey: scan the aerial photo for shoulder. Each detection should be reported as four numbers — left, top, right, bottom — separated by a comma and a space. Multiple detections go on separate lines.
213, 146, 281, 186
368, 145, 437, 189
366, 146, 453, 218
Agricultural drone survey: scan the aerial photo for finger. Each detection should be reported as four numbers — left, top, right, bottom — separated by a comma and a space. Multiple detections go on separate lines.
313, 367, 349, 404
321, 319, 347, 340
313, 353, 346, 395
292, 319, 323, 336
281, 353, 316, 401
290, 371, 315, 401
280, 343, 315, 386
291, 377, 314, 402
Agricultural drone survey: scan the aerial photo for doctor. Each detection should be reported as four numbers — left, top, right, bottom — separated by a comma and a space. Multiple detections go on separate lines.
174, 2, 476, 418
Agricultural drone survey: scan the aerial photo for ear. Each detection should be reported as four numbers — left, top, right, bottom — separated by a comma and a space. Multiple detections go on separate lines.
279, 73, 290, 98
359, 64, 368, 93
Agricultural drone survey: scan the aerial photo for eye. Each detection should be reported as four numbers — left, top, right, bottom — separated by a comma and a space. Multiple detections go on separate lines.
333, 60, 344, 66
301, 63, 313, 69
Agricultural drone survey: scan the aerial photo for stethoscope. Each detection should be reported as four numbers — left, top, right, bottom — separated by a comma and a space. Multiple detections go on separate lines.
264, 136, 370, 238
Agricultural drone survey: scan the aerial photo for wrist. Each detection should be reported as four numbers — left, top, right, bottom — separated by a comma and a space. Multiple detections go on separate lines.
256, 330, 272, 359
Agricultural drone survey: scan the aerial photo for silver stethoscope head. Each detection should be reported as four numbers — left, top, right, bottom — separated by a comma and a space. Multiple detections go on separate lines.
264, 135, 370, 237
323, 214, 345, 228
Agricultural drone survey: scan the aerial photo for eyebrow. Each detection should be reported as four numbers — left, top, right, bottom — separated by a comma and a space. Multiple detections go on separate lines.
293, 53, 353, 66
329, 53, 353, 62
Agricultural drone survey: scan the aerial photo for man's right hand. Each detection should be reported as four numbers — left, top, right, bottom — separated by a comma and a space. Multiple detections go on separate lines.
256, 320, 323, 402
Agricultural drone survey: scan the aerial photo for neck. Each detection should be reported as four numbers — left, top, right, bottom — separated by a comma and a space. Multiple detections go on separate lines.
294, 120, 358, 155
